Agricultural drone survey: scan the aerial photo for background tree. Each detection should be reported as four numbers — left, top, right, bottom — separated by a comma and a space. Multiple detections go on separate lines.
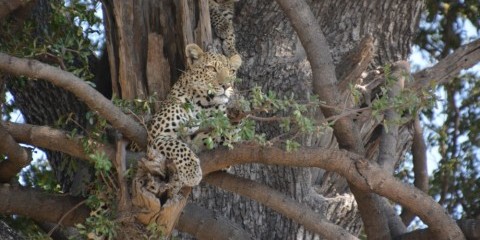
0, 0, 479, 239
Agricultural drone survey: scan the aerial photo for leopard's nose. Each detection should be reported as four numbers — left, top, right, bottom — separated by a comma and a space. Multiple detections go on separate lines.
222, 83, 232, 90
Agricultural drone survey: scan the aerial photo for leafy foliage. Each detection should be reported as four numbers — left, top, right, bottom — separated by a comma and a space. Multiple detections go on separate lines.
416, 0, 480, 219
0, 0, 102, 81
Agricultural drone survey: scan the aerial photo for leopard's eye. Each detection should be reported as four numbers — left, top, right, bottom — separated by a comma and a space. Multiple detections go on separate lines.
206, 61, 222, 72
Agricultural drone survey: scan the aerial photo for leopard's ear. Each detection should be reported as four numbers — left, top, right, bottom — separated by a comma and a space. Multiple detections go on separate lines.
185, 44, 205, 67
229, 54, 242, 70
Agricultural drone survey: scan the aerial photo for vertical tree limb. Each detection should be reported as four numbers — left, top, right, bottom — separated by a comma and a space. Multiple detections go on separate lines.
377, 61, 408, 173
114, 138, 131, 214
376, 61, 410, 237
401, 115, 429, 225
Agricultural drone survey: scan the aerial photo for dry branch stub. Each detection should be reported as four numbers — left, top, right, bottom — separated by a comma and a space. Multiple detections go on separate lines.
132, 157, 191, 237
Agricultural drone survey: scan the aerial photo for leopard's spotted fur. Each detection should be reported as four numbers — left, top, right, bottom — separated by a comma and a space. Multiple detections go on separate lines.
146, 44, 242, 192
209, 0, 239, 57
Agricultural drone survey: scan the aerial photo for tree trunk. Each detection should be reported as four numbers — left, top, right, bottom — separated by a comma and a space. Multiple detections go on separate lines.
188, 0, 423, 239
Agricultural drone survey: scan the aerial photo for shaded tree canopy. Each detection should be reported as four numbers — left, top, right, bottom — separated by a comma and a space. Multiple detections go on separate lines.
0, 0, 479, 239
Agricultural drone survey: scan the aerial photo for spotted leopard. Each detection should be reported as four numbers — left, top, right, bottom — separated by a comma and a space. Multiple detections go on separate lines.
145, 44, 242, 194
209, 0, 239, 57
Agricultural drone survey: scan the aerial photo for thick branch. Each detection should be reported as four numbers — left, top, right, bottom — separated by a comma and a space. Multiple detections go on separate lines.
177, 203, 253, 240
200, 144, 464, 240
3, 122, 117, 162
0, 122, 30, 182
0, 53, 147, 147
0, 185, 89, 226
204, 172, 358, 240
412, 39, 480, 89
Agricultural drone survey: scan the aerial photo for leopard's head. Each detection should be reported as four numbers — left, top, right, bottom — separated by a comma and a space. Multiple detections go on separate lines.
185, 44, 242, 106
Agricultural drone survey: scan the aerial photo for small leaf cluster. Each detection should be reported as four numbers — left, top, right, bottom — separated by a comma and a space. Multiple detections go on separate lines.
182, 108, 257, 150
242, 86, 325, 151
112, 94, 157, 116
76, 195, 118, 240
371, 65, 434, 125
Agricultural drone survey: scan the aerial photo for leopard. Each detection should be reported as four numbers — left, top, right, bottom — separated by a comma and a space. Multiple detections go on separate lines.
145, 43, 242, 195
209, 0, 239, 57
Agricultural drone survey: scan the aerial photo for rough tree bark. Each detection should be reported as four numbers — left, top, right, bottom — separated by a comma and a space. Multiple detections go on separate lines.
188, 0, 423, 239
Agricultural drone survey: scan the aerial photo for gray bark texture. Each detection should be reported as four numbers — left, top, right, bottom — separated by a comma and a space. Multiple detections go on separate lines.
188, 0, 423, 239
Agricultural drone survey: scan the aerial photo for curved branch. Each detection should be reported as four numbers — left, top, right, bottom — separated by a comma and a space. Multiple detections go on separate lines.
199, 144, 464, 240
412, 39, 480, 90
0, 122, 30, 182
204, 172, 358, 240
0, 52, 147, 147
177, 203, 253, 240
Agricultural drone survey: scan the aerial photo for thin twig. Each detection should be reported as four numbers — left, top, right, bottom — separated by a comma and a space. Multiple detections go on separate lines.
47, 199, 87, 237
